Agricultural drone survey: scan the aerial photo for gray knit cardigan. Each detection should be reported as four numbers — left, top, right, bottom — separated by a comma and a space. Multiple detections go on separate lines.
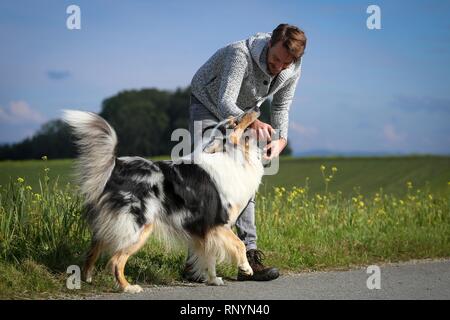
190, 32, 303, 140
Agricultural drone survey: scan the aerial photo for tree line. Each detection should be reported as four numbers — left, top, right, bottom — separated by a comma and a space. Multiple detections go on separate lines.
0, 87, 291, 160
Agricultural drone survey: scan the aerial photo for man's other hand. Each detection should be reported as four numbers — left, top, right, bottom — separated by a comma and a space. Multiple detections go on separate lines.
263, 138, 287, 160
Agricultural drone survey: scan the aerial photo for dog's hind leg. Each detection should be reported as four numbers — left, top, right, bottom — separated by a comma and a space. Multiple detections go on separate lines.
109, 223, 154, 293
82, 240, 104, 283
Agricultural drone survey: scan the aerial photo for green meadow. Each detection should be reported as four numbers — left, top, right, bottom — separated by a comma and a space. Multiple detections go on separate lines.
1, 155, 449, 197
0, 155, 449, 299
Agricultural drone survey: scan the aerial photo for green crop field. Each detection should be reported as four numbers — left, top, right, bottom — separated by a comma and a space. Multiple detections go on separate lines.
262, 155, 450, 197
0, 155, 449, 299
1, 155, 449, 197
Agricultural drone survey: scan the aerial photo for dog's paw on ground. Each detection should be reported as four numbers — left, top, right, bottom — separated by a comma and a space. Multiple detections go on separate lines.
123, 284, 143, 294
240, 263, 254, 276
207, 277, 225, 286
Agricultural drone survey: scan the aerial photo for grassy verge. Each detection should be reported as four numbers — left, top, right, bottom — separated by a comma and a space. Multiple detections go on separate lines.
257, 182, 450, 270
0, 159, 449, 299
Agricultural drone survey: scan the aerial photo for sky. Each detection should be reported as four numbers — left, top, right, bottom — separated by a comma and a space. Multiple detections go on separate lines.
1, 0, 449, 155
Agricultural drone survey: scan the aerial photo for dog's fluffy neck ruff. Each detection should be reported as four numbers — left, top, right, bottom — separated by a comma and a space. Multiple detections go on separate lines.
193, 146, 264, 214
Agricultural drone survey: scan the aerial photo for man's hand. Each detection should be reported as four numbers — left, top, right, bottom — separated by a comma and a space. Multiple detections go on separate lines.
249, 119, 275, 142
263, 138, 287, 160
248, 119, 286, 159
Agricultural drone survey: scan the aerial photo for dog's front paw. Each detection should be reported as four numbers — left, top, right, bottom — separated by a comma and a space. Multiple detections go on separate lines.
82, 270, 93, 283
123, 284, 143, 293
239, 263, 253, 276
207, 277, 224, 286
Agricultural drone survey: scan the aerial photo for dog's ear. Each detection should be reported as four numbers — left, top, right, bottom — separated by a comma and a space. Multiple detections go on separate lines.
203, 138, 224, 154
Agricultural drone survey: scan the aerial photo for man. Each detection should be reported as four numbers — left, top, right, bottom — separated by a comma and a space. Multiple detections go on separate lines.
184, 24, 307, 282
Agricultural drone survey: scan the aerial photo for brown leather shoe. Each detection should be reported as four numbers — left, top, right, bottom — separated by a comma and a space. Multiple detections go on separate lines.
237, 249, 280, 281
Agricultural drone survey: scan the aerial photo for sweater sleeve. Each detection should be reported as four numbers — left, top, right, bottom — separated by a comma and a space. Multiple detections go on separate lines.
216, 47, 248, 119
270, 73, 300, 141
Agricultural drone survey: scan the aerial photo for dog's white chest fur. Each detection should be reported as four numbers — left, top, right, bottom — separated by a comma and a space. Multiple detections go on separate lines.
197, 151, 264, 218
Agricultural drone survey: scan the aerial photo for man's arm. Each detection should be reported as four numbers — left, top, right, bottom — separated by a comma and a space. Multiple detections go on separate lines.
216, 47, 248, 119
270, 73, 301, 141
263, 73, 300, 160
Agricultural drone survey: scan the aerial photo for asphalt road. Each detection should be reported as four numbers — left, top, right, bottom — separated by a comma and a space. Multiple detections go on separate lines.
90, 259, 450, 300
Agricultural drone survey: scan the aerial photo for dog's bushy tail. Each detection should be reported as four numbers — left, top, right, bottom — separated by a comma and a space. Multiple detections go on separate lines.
63, 110, 117, 204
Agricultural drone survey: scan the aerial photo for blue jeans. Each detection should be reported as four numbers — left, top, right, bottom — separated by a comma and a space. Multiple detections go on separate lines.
188, 95, 257, 250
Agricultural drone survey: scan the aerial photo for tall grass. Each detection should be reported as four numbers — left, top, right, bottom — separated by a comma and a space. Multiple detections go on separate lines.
0, 159, 449, 298
256, 165, 450, 269
0, 157, 88, 271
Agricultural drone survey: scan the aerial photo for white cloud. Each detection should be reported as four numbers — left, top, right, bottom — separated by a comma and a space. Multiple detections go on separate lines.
383, 124, 406, 144
0, 101, 46, 124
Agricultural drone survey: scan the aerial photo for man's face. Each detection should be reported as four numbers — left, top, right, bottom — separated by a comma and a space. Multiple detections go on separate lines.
266, 41, 295, 76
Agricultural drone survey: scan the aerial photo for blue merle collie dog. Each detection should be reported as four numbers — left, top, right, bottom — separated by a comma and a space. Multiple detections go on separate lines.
63, 108, 263, 293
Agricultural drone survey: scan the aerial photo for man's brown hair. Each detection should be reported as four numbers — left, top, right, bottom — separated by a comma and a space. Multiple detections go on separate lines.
271, 24, 307, 62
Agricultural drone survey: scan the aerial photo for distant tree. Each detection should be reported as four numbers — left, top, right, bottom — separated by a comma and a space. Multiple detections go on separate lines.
99, 87, 190, 157
0, 119, 75, 160
0, 86, 293, 159
0, 88, 191, 160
